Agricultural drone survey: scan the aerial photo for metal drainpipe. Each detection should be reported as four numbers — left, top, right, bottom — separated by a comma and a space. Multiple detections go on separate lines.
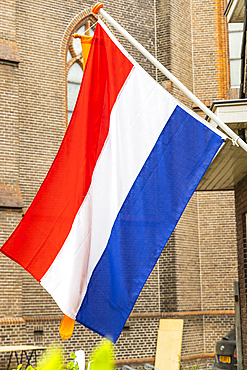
239, 0, 247, 98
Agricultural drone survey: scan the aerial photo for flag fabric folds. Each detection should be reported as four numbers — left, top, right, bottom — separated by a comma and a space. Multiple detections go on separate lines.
1, 19, 225, 343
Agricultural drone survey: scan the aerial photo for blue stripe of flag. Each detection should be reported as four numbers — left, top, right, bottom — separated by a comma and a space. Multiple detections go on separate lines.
76, 105, 223, 342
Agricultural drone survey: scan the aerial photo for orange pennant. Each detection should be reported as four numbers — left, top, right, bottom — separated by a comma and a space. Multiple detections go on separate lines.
73, 34, 93, 70
59, 314, 75, 340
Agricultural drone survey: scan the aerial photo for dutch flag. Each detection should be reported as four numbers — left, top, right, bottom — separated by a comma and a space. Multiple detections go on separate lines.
1, 19, 225, 343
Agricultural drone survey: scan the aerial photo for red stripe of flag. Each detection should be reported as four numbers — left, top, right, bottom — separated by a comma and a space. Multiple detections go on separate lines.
1, 24, 133, 281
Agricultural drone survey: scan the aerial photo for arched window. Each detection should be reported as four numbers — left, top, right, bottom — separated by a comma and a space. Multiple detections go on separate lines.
63, 14, 97, 124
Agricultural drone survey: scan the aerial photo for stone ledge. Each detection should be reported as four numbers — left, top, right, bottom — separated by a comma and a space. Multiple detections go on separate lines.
0, 184, 23, 209
0, 39, 20, 63
129, 310, 235, 319
115, 353, 214, 366
0, 311, 235, 325
0, 317, 25, 325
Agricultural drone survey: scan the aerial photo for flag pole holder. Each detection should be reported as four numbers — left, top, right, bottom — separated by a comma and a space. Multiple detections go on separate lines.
92, 2, 247, 153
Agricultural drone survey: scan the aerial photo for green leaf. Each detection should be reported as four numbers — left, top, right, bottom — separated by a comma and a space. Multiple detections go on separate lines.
70, 352, 77, 360
89, 339, 115, 370
67, 361, 75, 370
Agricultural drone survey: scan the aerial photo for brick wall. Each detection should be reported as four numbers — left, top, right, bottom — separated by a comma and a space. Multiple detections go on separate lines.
0, 313, 236, 370
159, 234, 177, 312
22, 274, 62, 318
234, 174, 247, 369
0, 1, 239, 369
156, 0, 170, 84
0, 211, 23, 318
190, 0, 230, 111
175, 194, 202, 312
160, 190, 237, 316
133, 264, 160, 314
170, 0, 194, 106
0, 0, 20, 200
0, 0, 17, 42
157, 0, 230, 110
197, 191, 238, 311
0, 0, 23, 323
0, 64, 19, 186
204, 314, 235, 353
155, 0, 194, 106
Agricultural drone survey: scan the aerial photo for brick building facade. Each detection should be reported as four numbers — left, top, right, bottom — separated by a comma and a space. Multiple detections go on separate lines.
0, 0, 238, 369
234, 177, 247, 369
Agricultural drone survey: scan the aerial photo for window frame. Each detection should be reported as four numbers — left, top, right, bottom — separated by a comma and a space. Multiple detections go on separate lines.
228, 23, 243, 88
61, 12, 97, 127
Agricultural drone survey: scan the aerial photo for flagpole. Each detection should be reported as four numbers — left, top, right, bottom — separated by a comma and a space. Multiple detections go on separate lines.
92, 3, 247, 153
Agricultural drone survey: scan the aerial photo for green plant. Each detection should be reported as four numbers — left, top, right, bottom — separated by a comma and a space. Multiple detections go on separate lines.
12, 365, 36, 370
12, 339, 114, 370
12, 345, 63, 370
12, 365, 23, 370
12, 351, 79, 370
178, 356, 199, 370
67, 352, 79, 370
